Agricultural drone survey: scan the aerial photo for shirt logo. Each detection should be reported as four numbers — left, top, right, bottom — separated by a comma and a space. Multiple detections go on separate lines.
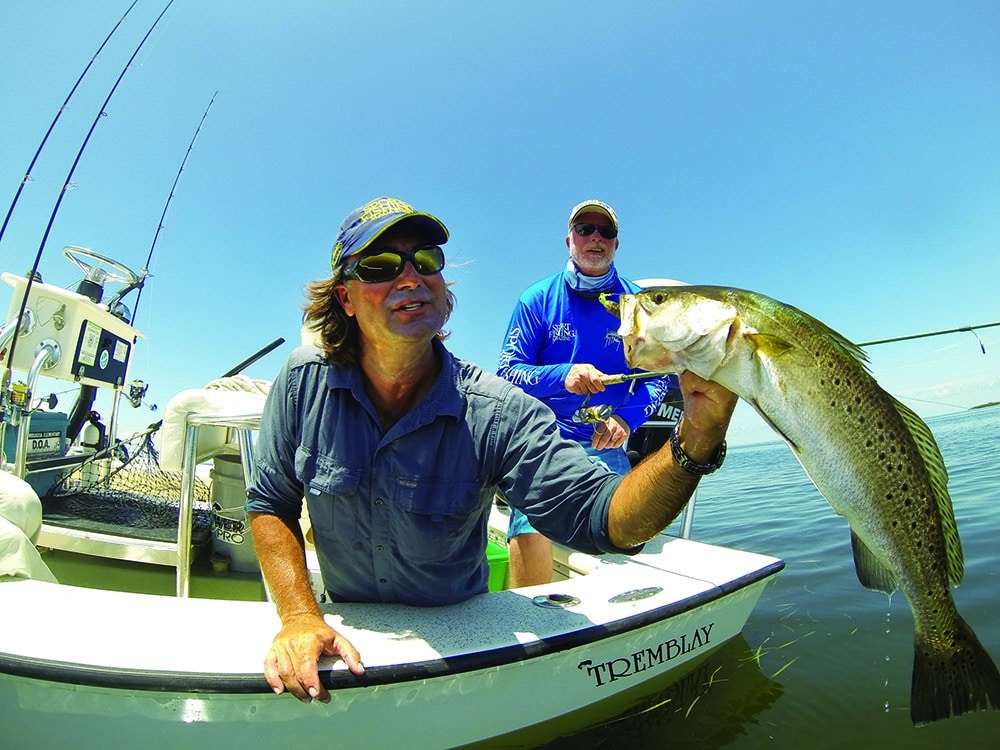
550, 323, 575, 342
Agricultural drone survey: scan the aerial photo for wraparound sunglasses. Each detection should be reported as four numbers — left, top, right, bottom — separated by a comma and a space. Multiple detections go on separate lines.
343, 245, 446, 283
572, 222, 618, 240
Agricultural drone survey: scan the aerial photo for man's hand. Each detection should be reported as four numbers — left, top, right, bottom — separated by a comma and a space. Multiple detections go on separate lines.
263, 612, 365, 703
674, 370, 737, 461
564, 364, 607, 395
591, 414, 630, 450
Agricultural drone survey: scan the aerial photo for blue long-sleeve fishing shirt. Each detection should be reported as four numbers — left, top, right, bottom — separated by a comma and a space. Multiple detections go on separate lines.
496, 271, 673, 444
246, 341, 632, 607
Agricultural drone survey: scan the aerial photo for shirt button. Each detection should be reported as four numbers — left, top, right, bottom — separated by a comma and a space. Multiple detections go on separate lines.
375, 545, 384, 552
379, 578, 387, 584
374, 498, 384, 506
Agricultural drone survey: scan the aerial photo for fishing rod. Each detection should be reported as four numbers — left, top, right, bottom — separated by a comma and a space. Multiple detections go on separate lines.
125, 90, 219, 324
2, 0, 176, 390
221, 338, 287, 378
0, 0, 141, 251
144, 338, 288, 432
859, 321, 1000, 353
598, 371, 667, 386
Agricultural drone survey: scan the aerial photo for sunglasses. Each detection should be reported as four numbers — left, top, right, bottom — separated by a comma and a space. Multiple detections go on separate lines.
343, 245, 446, 283
572, 222, 618, 240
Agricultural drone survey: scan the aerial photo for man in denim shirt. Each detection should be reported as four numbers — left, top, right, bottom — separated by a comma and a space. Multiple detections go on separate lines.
247, 197, 736, 703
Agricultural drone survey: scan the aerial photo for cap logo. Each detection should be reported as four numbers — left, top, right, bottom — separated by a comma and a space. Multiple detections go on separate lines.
333, 198, 416, 270
332, 196, 446, 272
358, 197, 414, 223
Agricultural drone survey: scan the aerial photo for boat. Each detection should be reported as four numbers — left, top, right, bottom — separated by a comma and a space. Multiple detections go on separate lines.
0, 248, 784, 748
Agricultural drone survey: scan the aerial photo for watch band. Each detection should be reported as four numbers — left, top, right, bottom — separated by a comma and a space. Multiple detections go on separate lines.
669, 423, 726, 476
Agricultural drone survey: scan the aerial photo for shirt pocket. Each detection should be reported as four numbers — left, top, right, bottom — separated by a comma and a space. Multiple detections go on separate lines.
297, 450, 362, 543
393, 479, 485, 562
394, 478, 482, 519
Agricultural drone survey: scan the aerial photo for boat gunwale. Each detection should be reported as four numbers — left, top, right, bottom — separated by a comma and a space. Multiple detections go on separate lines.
0, 559, 783, 693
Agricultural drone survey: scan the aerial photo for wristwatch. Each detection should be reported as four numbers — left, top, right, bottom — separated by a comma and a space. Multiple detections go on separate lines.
669, 423, 726, 476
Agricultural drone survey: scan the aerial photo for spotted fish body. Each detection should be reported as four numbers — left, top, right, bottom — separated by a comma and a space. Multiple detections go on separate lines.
603, 285, 1000, 725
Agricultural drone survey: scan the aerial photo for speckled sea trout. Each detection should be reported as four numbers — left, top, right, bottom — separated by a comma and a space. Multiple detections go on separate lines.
601, 285, 1000, 725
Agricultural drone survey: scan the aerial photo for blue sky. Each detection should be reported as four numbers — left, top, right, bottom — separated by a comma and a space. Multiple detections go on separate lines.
2, 1, 998, 445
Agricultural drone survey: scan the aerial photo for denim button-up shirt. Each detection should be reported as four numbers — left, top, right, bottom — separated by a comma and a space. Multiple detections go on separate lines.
246, 341, 628, 606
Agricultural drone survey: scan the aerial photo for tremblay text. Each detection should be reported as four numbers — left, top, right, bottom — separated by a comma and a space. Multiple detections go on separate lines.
578, 622, 715, 687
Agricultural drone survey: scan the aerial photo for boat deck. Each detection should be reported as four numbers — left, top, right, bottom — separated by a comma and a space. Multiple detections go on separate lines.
2, 534, 782, 689
40, 545, 267, 601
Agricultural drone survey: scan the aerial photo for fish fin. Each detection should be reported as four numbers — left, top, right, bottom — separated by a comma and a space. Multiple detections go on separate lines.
745, 332, 819, 376
850, 531, 897, 594
781, 302, 871, 368
890, 396, 964, 585
910, 614, 1000, 725
745, 332, 799, 360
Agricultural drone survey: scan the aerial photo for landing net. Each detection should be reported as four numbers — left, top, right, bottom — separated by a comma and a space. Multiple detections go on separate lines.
43, 424, 213, 543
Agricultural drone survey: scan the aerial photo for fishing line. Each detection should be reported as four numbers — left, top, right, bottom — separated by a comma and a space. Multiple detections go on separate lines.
970, 330, 986, 355
861, 323, 995, 409
895, 394, 970, 411
0, 0, 141, 251
127, 90, 218, 325
859, 321, 1000, 350
2, 0, 177, 389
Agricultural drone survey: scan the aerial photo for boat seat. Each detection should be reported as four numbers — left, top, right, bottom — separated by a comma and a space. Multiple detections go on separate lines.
171, 384, 269, 596
158, 376, 269, 472
34, 385, 266, 597
0, 470, 57, 583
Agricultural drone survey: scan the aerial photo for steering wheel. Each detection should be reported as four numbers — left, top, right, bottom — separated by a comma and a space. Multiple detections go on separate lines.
63, 245, 142, 287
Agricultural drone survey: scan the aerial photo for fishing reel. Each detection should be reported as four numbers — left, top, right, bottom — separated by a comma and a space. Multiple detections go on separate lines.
125, 379, 156, 412
572, 397, 613, 425
570, 371, 665, 424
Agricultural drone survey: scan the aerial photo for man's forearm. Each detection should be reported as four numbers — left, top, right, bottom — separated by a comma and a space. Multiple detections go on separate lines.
249, 513, 321, 622
607, 417, 725, 548
607, 443, 700, 548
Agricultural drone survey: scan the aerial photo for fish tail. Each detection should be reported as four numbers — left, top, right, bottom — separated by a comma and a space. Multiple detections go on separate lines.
910, 615, 1000, 725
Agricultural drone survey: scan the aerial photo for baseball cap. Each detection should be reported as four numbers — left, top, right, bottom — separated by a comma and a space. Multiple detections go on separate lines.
331, 197, 449, 270
567, 199, 618, 230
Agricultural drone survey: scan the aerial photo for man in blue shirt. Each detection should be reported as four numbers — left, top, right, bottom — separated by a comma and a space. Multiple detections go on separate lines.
247, 196, 735, 703
497, 200, 672, 585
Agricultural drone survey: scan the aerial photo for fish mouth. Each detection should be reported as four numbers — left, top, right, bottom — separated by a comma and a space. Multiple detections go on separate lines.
617, 292, 689, 372
603, 293, 649, 369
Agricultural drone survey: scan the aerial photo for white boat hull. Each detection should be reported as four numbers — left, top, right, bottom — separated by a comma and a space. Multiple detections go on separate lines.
0, 537, 781, 748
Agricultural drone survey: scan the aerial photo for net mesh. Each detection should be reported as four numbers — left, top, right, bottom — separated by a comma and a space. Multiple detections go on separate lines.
43, 424, 213, 543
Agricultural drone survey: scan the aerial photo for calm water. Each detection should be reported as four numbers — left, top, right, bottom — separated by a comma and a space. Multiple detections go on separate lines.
5, 409, 997, 748
539, 405, 1000, 749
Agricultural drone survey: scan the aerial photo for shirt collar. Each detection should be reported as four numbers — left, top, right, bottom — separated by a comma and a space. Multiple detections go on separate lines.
421, 339, 465, 420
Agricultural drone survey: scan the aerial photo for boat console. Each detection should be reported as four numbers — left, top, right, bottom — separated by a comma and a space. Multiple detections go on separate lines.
1, 247, 144, 488
0, 247, 255, 595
